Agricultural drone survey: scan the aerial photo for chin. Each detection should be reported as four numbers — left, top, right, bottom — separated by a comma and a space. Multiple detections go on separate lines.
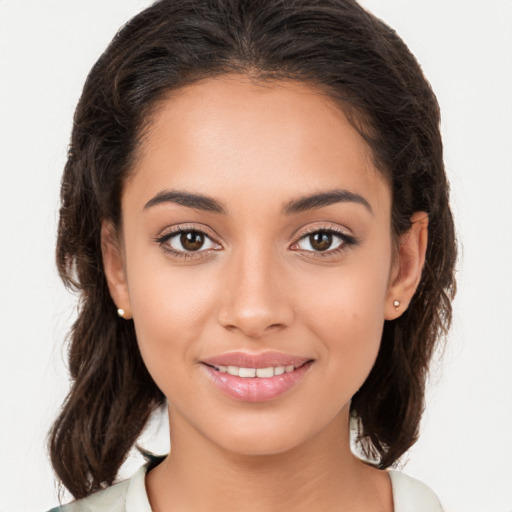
200, 409, 336, 459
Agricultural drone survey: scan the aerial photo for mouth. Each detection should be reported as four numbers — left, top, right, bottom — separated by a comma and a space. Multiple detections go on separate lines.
200, 352, 315, 402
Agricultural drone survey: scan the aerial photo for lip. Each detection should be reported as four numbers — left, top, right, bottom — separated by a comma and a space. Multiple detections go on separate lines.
201, 351, 311, 369
200, 351, 314, 402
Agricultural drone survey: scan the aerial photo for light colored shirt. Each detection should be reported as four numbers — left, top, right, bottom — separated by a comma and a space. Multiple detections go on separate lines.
49, 463, 443, 512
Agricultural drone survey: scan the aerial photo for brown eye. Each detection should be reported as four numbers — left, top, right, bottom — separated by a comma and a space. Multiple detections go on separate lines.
309, 232, 332, 251
162, 229, 219, 253
295, 229, 349, 253
180, 231, 205, 251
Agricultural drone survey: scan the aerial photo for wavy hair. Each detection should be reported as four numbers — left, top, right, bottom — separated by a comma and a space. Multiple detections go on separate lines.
49, 0, 456, 499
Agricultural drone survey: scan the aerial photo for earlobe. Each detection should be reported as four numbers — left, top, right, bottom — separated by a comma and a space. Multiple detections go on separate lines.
385, 212, 429, 320
101, 221, 132, 319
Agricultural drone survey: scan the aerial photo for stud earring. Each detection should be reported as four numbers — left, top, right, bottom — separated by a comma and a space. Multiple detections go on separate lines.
393, 300, 400, 311
117, 308, 125, 318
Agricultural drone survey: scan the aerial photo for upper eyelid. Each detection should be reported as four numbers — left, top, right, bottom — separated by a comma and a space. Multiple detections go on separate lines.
292, 224, 353, 241
157, 224, 220, 242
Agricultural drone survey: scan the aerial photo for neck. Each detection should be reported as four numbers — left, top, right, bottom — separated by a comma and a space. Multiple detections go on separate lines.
145, 408, 392, 512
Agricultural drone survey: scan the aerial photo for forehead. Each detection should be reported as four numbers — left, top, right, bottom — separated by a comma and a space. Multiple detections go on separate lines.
127, 76, 390, 214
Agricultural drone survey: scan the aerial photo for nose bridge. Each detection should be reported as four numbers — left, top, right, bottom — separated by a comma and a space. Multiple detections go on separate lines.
218, 238, 292, 337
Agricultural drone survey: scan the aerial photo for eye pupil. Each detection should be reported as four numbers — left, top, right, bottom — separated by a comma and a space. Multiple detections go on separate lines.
310, 232, 332, 251
181, 231, 204, 251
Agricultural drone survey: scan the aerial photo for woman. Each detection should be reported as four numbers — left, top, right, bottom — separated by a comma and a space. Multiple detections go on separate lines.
48, 0, 456, 510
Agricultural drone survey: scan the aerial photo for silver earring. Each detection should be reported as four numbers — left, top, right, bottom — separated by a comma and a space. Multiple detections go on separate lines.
393, 300, 400, 311
117, 308, 125, 318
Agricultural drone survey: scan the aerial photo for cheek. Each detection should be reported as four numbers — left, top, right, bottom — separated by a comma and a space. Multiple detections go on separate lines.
125, 253, 219, 387
308, 283, 384, 362
300, 252, 392, 386
302, 248, 391, 329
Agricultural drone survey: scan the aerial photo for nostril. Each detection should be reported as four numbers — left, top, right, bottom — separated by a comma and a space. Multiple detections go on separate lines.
269, 323, 283, 329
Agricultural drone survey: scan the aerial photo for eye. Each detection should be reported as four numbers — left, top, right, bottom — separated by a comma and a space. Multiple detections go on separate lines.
292, 228, 357, 254
157, 228, 220, 254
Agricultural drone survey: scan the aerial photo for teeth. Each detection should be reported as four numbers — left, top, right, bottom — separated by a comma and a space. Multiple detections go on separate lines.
216, 364, 300, 378
256, 367, 274, 378
239, 367, 256, 378
227, 366, 238, 376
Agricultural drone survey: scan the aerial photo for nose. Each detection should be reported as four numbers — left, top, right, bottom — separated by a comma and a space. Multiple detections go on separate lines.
217, 244, 294, 339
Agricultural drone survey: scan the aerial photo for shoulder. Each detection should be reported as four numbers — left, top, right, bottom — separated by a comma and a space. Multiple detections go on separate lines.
46, 479, 129, 512
388, 470, 444, 512
46, 464, 151, 512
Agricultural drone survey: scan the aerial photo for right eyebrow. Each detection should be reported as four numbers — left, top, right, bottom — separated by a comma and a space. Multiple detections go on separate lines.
143, 190, 227, 214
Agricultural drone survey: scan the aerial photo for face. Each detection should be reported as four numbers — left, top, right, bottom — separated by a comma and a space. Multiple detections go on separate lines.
103, 76, 425, 456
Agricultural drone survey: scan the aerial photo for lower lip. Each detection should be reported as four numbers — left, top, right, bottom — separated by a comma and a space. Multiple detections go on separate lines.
202, 361, 313, 402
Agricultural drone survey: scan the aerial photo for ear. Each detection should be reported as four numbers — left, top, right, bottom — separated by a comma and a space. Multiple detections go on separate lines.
101, 221, 132, 319
385, 212, 429, 320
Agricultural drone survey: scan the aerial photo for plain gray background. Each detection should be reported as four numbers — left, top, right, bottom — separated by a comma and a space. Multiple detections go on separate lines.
1, 1, 511, 511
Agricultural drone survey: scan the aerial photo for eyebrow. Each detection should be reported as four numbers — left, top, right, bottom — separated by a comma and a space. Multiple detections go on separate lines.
282, 189, 373, 215
143, 188, 373, 215
144, 190, 227, 214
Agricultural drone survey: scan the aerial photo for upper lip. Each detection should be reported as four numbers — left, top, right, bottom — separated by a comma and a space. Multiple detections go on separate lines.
201, 351, 313, 369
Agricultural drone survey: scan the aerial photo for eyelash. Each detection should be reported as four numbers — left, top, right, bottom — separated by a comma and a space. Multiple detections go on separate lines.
154, 225, 220, 260
291, 226, 358, 258
154, 225, 358, 260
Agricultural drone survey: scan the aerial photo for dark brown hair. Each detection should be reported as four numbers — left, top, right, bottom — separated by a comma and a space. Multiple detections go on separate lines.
50, 0, 456, 499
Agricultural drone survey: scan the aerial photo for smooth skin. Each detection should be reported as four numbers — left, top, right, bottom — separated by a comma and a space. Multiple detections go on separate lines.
102, 76, 428, 512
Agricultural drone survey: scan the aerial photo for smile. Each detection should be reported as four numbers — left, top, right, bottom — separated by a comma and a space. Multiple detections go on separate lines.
200, 353, 314, 402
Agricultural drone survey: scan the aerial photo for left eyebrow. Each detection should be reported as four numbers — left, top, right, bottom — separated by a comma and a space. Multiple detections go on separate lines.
282, 189, 373, 215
